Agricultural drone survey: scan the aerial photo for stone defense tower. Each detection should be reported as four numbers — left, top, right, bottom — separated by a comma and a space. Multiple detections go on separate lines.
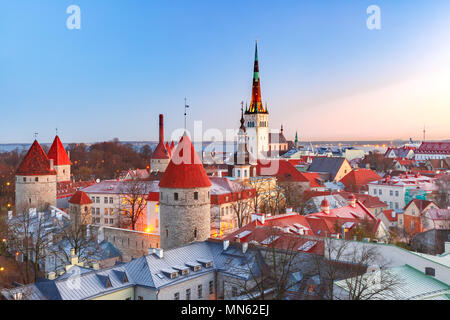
68, 190, 93, 226
47, 135, 71, 182
15, 140, 57, 211
244, 41, 269, 160
159, 133, 212, 250
150, 114, 173, 173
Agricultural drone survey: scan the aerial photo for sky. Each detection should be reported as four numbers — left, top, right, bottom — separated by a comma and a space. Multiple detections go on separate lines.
1, 0, 450, 144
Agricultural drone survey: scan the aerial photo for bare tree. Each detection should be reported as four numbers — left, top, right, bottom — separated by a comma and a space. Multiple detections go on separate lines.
7, 202, 57, 283
116, 179, 150, 231
434, 173, 450, 209
315, 238, 403, 300
278, 182, 308, 213
230, 183, 254, 229
225, 227, 310, 300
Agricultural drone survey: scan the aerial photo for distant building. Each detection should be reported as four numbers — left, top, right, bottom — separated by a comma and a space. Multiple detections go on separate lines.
415, 142, 450, 161
307, 157, 352, 182
398, 199, 439, 234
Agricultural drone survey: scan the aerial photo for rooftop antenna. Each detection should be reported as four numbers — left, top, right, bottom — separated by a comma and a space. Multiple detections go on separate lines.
184, 97, 190, 131
56, 127, 59, 136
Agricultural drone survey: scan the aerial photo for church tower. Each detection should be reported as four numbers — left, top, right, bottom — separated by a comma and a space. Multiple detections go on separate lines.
15, 140, 57, 211
158, 133, 212, 250
244, 41, 269, 160
231, 106, 252, 180
47, 135, 71, 182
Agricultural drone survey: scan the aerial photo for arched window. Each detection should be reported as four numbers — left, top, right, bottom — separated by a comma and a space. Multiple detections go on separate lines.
174, 193, 179, 201
194, 192, 199, 200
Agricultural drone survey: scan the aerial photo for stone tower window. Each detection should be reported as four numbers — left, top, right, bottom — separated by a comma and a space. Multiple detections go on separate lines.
23, 177, 26, 182
166, 229, 169, 237
194, 192, 198, 200
35, 177, 39, 182
194, 228, 198, 239
174, 193, 179, 201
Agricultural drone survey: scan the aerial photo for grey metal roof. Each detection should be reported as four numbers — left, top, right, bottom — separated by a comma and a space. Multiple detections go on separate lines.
307, 157, 347, 181
1, 241, 265, 300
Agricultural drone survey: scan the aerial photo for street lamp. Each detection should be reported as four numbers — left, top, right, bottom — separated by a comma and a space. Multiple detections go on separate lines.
0, 267, 5, 272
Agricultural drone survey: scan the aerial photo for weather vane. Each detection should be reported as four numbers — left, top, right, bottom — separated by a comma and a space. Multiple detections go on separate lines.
34, 132, 39, 139
184, 97, 190, 130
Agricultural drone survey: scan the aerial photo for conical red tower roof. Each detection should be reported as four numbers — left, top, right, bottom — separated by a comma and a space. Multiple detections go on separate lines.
246, 41, 267, 114
69, 190, 93, 205
16, 140, 57, 176
47, 135, 71, 166
159, 134, 211, 189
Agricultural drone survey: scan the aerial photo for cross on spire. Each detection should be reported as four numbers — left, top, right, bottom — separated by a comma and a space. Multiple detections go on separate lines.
34, 132, 39, 139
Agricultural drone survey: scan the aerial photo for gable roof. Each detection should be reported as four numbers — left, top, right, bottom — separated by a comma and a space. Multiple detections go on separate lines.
416, 142, 450, 154
16, 140, 57, 176
159, 134, 211, 189
307, 157, 348, 181
69, 191, 93, 205
152, 141, 170, 160
47, 135, 71, 166
405, 199, 436, 213
256, 160, 309, 183
340, 168, 382, 188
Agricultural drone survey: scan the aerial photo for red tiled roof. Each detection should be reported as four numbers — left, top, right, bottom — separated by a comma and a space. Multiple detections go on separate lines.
416, 142, 450, 154
382, 210, 397, 222
256, 160, 309, 183
301, 172, 322, 188
340, 169, 382, 188
57, 180, 96, 199
69, 190, 93, 205
16, 140, 57, 176
47, 135, 71, 166
404, 199, 435, 212
159, 134, 212, 189
152, 141, 170, 160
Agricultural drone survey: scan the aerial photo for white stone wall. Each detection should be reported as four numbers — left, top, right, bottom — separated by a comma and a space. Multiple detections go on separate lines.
368, 184, 405, 210
54, 164, 71, 182
244, 113, 269, 159
150, 158, 170, 173
159, 186, 211, 250
157, 272, 216, 300
15, 174, 57, 210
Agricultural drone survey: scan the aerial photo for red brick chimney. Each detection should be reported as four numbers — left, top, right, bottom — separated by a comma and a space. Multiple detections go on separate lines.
159, 114, 164, 144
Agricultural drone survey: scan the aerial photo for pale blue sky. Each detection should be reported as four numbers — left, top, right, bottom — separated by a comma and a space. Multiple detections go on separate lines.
1, 0, 449, 143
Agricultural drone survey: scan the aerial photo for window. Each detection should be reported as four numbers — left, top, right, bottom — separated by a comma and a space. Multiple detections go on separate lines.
186, 288, 191, 300
194, 192, 198, 200
91, 207, 95, 215
104, 197, 108, 204
237, 170, 241, 177
96, 208, 100, 215
395, 191, 399, 197
395, 202, 399, 209
105, 219, 109, 224
110, 219, 114, 224
389, 202, 393, 209
232, 287, 238, 297
95, 218, 100, 223
110, 208, 114, 215
96, 197, 100, 203
174, 193, 179, 201
174, 292, 179, 300
23, 177, 26, 182
390, 190, 393, 196
109, 197, 113, 204
209, 281, 214, 295
194, 228, 198, 239
35, 177, 39, 182
198, 285, 203, 298
166, 229, 168, 237
104, 208, 108, 215
378, 189, 382, 195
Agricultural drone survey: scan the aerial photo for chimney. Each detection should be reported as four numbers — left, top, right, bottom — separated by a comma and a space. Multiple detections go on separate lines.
159, 114, 164, 144
242, 242, 248, 254
155, 248, 164, 259
321, 199, 330, 214
349, 194, 356, 208
49, 159, 54, 171
47, 272, 56, 280
70, 248, 78, 265
223, 240, 230, 251
445, 242, 450, 254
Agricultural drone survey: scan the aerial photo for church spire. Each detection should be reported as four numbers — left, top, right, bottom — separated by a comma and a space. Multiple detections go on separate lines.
247, 41, 266, 114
